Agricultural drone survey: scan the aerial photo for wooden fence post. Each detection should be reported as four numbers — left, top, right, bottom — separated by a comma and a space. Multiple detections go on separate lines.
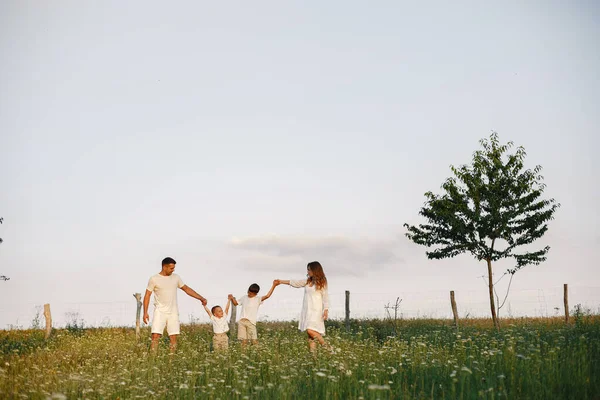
43, 304, 52, 339
229, 304, 237, 337
345, 290, 350, 331
450, 291, 459, 330
133, 293, 142, 340
564, 284, 569, 324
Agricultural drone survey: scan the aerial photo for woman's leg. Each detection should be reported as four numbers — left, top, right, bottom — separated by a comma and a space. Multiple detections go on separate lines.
306, 329, 326, 345
306, 332, 317, 352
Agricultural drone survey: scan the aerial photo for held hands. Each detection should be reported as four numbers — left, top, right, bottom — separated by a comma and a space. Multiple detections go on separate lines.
323, 309, 329, 321
200, 297, 208, 306
273, 279, 281, 286
228, 294, 234, 300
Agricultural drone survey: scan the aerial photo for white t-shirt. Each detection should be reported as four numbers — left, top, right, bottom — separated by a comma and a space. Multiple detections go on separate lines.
237, 295, 262, 325
146, 273, 185, 314
210, 313, 230, 334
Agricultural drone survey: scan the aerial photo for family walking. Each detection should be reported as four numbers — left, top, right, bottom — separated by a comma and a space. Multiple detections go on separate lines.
143, 257, 331, 353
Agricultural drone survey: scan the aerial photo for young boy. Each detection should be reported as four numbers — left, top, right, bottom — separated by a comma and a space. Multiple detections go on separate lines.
203, 296, 232, 351
230, 281, 277, 347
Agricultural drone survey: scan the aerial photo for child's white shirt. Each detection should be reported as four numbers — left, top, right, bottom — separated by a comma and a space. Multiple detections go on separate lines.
237, 295, 263, 325
210, 312, 229, 334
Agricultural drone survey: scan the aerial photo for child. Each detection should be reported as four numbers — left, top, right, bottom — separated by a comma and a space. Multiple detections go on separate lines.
203, 296, 232, 351
230, 281, 277, 347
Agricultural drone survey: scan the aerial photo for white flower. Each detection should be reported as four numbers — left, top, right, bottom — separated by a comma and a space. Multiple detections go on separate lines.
316, 372, 327, 377
368, 384, 391, 390
179, 384, 189, 389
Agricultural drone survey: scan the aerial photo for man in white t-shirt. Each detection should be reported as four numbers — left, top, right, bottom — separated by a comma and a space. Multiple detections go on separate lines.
143, 257, 207, 352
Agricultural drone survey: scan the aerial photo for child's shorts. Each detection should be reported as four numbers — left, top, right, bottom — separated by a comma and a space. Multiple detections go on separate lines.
213, 333, 229, 350
237, 319, 258, 340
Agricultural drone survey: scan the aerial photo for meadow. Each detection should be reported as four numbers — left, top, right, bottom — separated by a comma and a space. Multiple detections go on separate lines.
0, 315, 598, 399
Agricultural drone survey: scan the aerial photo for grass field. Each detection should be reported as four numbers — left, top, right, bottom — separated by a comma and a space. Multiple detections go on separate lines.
1, 315, 598, 399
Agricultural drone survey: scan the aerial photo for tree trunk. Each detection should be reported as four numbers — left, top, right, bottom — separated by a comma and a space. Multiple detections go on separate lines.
486, 259, 500, 331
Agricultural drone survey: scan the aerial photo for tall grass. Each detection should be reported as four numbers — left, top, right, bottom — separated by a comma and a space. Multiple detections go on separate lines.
1, 317, 598, 399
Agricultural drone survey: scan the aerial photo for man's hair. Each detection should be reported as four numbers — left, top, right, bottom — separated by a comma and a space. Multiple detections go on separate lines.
211, 305, 222, 314
248, 283, 260, 293
162, 257, 176, 266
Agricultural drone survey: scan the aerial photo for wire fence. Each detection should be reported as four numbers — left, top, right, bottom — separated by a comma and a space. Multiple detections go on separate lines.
1, 286, 599, 330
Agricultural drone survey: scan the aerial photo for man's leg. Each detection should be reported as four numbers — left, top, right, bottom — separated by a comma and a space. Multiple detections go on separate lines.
150, 310, 166, 353
169, 334, 178, 353
166, 313, 180, 353
150, 333, 161, 352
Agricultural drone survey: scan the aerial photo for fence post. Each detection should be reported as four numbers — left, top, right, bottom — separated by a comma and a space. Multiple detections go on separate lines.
564, 284, 569, 324
133, 293, 142, 340
345, 290, 350, 331
43, 304, 52, 340
229, 304, 237, 337
450, 291, 459, 330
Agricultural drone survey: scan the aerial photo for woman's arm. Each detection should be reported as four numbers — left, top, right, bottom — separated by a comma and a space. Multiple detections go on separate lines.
276, 279, 308, 288
322, 285, 330, 320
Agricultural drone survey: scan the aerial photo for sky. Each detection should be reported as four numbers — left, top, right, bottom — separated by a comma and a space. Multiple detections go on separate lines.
1, 1, 599, 329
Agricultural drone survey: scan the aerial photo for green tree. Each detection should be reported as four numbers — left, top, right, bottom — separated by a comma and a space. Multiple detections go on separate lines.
404, 133, 559, 330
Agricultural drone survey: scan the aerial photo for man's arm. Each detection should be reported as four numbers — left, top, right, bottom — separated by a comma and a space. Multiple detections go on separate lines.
143, 290, 152, 324
229, 294, 239, 306
181, 285, 207, 306
261, 281, 279, 302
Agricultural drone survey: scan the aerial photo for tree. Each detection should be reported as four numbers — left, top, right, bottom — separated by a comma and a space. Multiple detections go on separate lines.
0, 216, 8, 282
404, 133, 559, 330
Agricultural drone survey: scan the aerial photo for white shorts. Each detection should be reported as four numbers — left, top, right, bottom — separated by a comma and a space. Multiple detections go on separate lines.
151, 310, 180, 336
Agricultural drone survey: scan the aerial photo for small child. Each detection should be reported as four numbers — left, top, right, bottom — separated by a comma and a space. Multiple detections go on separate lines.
203, 296, 232, 351
230, 281, 277, 347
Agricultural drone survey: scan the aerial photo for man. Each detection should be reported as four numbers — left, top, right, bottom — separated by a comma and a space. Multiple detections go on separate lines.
143, 257, 207, 352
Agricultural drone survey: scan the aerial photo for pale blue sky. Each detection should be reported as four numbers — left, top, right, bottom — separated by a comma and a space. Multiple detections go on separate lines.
1, 1, 599, 327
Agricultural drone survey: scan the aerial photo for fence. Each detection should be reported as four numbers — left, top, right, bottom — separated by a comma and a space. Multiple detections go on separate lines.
1, 285, 599, 331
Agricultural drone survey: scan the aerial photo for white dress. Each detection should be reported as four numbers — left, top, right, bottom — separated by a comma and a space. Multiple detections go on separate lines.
290, 279, 330, 335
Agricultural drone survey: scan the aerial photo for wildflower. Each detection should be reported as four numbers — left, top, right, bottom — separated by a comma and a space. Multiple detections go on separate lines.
461, 367, 472, 374
368, 384, 391, 390
316, 372, 327, 377
179, 384, 189, 389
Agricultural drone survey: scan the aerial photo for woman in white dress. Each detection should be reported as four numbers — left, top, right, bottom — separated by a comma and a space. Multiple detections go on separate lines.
275, 261, 330, 352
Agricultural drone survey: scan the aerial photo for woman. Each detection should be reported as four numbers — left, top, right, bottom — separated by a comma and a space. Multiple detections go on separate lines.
276, 261, 331, 352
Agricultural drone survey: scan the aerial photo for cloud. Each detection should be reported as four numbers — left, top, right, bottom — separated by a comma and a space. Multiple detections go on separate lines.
229, 234, 405, 276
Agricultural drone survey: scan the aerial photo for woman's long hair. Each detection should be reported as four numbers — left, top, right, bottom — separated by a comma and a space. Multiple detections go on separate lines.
307, 261, 327, 290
